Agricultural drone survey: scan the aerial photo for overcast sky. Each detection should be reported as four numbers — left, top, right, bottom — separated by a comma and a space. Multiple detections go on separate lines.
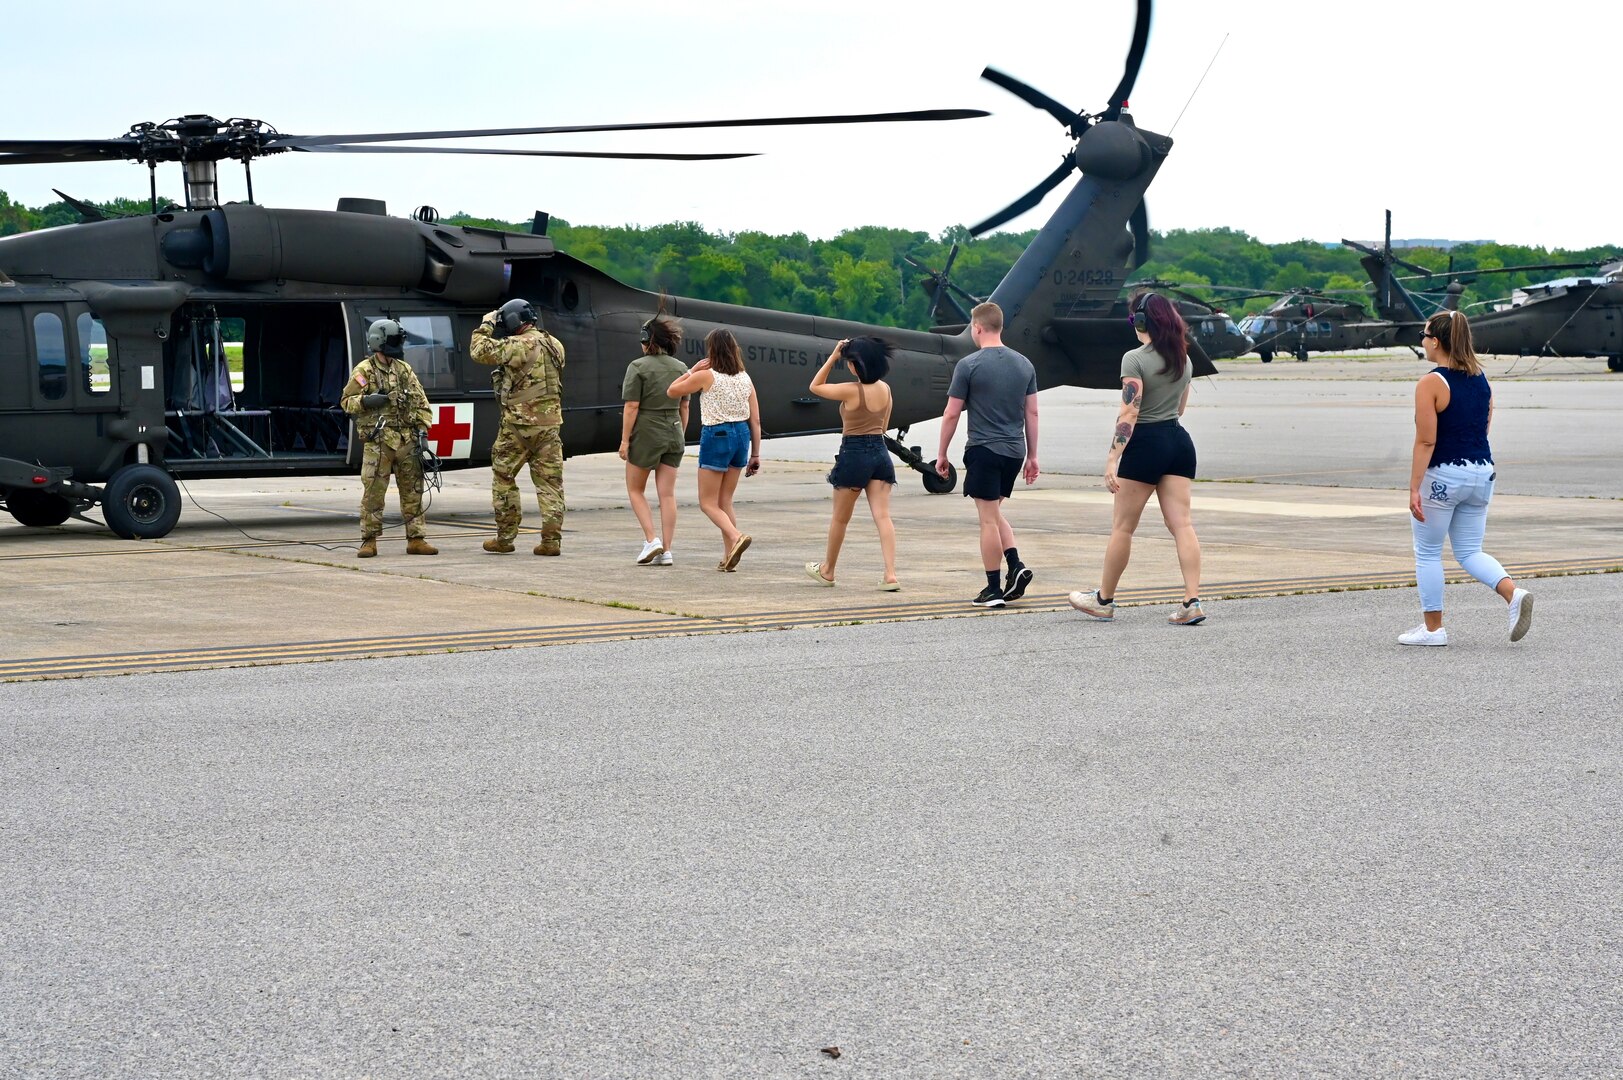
3, 0, 1617, 249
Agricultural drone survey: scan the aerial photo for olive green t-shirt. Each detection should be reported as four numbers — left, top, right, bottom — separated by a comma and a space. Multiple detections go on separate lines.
622, 353, 687, 413
1120, 344, 1191, 424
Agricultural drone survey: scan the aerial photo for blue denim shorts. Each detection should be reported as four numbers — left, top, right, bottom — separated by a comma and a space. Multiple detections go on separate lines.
827, 434, 897, 489
698, 420, 751, 471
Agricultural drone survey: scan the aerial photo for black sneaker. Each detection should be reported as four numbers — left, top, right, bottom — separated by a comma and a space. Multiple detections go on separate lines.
972, 585, 1007, 608
1003, 564, 1033, 602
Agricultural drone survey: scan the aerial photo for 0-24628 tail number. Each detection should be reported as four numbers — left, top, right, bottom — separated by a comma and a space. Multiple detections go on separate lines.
1053, 269, 1116, 287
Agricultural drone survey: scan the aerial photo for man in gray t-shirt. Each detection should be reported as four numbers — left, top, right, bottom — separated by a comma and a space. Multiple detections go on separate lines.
936, 302, 1040, 608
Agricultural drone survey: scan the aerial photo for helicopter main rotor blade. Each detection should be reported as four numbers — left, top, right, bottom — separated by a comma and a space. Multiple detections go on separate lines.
271, 108, 989, 149
969, 157, 1077, 237
978, 68, 1089, 133
1103, 0, 1154, 120
1394, 260, 1607, 282
0, 147, 133, 166
0, 138, 136, 155
296, 145, 758, 161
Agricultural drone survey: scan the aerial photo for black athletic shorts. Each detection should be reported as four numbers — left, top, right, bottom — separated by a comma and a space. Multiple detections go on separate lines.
1117, 420, 1197, 484
962, 443, 1023, 500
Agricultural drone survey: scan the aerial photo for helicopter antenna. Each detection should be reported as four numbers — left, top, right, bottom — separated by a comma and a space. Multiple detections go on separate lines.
1169, 33, 1227, 135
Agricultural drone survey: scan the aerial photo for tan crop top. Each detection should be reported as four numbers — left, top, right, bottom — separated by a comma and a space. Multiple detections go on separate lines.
840, 380, 892, 436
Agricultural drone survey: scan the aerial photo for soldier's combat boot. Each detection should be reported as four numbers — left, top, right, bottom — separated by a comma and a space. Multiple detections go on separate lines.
482, 537, 515, 554
535, 538, 561, 556
406, 538, 439, 556
357, 537, 378, 559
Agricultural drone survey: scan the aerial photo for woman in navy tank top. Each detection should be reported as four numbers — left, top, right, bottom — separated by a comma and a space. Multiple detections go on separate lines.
1401, 311, 1534, 646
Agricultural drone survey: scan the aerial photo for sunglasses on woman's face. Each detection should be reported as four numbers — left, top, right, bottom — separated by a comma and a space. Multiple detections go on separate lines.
1421, 331, 1436, 340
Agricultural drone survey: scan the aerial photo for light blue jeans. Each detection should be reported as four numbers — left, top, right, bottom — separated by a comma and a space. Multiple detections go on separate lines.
1412, 461, 1509, 612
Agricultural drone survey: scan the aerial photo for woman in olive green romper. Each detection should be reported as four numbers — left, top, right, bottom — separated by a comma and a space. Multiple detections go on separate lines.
619, 317, 691, 565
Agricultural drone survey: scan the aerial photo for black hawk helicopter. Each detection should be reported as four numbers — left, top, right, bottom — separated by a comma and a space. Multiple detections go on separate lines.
1345, 211, 1619, 370
0, 0, 1212, 540
1229, 288, 1399, 362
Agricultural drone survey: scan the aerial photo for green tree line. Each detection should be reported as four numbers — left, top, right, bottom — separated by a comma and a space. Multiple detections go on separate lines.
3, 189, 1614, 328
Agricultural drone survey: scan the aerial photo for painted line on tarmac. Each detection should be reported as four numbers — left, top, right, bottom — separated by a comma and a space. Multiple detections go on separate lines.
3, 556, 1616, 682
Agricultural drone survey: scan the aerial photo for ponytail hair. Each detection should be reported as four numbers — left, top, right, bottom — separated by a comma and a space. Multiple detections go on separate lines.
1134, 291, 1189, 378
1426, 309, 1481, 376
644, 316, 682, 355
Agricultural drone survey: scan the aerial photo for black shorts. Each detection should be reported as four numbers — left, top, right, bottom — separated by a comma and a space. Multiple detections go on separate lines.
827, 434, 897, 489
1118, 420, 1196, 484
962, 444, 1023, 500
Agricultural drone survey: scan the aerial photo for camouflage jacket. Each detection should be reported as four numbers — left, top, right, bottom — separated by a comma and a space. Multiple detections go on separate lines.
339, 353, 433, 450
470, 321, 566, 429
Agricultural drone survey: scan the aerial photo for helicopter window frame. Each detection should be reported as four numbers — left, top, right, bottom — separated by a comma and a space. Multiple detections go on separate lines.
77, 312, 112, 396
32, 311, 68, 403
396, 314, 458, 391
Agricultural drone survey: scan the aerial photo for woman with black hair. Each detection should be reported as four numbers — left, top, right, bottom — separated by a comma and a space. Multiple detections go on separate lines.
619, 316, 689, 566
803, 337, 900, 590
1070, 291, 1206, 624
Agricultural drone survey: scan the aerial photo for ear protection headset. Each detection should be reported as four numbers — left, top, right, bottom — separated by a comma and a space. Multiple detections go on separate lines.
1131, 292, 1153, 333
639, 319, 653, 345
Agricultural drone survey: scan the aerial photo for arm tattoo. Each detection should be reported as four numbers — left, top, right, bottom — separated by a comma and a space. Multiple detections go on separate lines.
1122, 382, 1139, 406
1112, 421, 1134, 450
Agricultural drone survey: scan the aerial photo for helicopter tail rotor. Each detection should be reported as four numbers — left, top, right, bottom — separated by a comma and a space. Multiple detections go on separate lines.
968, 0, 1155, 253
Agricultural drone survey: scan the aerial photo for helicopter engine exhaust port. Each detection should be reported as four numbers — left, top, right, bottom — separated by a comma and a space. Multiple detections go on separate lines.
101, 464, 182, 540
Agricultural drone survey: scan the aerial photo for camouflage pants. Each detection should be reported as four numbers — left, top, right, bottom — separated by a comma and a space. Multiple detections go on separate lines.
360, 440, 427, 539
491, 423, 563, 542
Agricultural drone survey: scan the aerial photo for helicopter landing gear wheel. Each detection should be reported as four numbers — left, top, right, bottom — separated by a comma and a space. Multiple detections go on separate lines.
922, 461, 957, 494
1258, 349, 1273, 364
6, 489, 73, 527
102, 464, 182, 539
1608, 355, 1623, 373
1296, 345, 1310, 362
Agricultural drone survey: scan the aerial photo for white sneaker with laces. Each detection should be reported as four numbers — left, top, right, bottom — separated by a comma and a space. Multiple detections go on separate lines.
637, 538, 664, 564
1068, 590, 1116, 620
657, 550, 674, 566
1508, 588, 1533, 642
1398, 624, 1449, 647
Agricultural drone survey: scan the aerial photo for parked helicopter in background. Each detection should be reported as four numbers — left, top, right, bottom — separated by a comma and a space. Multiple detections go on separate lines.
0, 0, 1208, 540
1227, 288, 1398, 362
1346, 211, 1619, 371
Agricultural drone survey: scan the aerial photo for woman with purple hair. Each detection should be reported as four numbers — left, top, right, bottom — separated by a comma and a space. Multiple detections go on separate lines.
1070, 290, 1206, 625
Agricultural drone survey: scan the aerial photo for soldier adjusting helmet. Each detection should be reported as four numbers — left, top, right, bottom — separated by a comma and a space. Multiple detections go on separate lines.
498, 298, 539, 336
366, 318, 407, 359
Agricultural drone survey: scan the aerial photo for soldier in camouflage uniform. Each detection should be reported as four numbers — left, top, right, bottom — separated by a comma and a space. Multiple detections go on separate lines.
339, 319, 438, 559
470, 298, 567, 555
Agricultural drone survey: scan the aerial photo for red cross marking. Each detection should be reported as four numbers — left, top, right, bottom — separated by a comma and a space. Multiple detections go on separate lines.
427, 404, 472, 455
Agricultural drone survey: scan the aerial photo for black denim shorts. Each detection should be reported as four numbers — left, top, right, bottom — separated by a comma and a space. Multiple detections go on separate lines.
827, 434, 897, 490
1118, 420, 1197, 484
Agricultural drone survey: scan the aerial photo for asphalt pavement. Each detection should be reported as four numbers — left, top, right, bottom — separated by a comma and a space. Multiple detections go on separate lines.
3, 572, 1618, 1078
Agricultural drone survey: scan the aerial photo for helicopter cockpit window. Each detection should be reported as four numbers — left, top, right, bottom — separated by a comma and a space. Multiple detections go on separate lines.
398, 315, 457, 390
33, 312, 67, 401
78, 313, 110, 394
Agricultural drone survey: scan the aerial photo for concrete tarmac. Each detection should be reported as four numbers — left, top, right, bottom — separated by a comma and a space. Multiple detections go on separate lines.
2, 575, 1618, 1078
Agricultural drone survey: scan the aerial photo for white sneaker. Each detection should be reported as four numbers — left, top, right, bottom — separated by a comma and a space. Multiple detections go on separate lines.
657, 550, 674, 566
1068, 590, 1116, 620
1508, 588, 1533, 642
637, 538, 664, 564
1398, 624, 1449, 647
